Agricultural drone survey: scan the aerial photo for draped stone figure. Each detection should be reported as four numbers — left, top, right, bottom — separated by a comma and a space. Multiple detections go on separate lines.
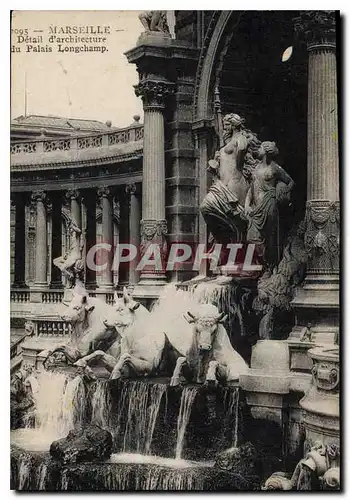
244, 141, 294, 274
53, 217, 84, 288
200, 113, 261, 246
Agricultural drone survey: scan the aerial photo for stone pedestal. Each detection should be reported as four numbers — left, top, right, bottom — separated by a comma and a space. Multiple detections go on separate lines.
240, 341, 291, 423
291, 12, 339, 347
300, 346, 339, 448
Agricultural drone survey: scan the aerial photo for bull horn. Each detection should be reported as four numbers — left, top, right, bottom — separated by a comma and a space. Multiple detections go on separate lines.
183, 311, 196, 324
113, 290, 119, 303
217, 312, 228, 323
187, 311, 196, 320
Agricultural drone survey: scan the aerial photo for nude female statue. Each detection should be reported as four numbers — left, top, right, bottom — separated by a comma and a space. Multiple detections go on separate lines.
244, 141, 294, 274
53, 218, 84, 287
200, 113, 260, 245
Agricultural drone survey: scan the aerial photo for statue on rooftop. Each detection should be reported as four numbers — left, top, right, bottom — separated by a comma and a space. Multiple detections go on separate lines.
53, 216, 84, 288
138, 11, 170, 34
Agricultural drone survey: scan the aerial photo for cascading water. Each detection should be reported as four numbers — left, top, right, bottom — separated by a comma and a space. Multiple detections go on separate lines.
11, 371, 86, 451
113, 381, 166, 454
175, 387, 198, 460
224, 387, 240, 448
11, 283, 246, 491
91, 380, 112, 429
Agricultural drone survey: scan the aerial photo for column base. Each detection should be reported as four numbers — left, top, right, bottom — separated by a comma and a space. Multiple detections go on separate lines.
30, 284, 48, 303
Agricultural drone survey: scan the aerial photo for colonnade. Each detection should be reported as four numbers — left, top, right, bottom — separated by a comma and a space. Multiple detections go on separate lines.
11, 184, 142, 294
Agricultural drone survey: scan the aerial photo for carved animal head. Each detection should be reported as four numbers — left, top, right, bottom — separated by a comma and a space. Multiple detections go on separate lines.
184, 304, 228, 352
103, 287, 141, 334
61, 286, 95, 324
215, 442, 258, 473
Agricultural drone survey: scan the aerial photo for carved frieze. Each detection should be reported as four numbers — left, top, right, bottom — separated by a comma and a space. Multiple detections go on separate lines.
305, 200, 340, 274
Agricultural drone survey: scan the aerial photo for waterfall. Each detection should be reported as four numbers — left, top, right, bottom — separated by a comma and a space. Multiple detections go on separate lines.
118, 381, 166, 454
36, 462, 48, 490
175, 387, 198, 459
224, 387, 240, 448
91, 380, 112, 430
35, 371, 85, 439
17, 455, 32, 490
144, 467, 203, 490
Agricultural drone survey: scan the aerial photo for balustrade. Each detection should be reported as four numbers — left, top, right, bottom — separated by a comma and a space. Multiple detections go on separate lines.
10, 123, 144, 157
10, 289, 30, 303
36, 319, 72, 337
41, 291, 64, 304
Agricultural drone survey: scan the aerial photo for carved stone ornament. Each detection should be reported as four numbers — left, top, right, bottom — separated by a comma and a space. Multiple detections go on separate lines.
305, 200, 340, 274
140, 219, 168, 243
97, 186, 111, 199
294, 11, 337, 49
65, 189, 80, 201
125, 182, 137, 196
311, 361, 339, 392
134, 80, 175, 109
31, 191, 46, 204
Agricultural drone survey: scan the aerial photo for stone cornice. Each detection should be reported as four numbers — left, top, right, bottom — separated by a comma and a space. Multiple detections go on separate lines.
125, 41, 199, 65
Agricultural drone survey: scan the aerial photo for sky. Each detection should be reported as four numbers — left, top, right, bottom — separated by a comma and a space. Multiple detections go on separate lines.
11, 11, 177, 128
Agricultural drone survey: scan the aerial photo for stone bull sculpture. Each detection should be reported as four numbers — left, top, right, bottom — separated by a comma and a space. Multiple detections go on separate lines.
44, 285, 120, 373
170, 304, 248, 385
103, 298, 248, 384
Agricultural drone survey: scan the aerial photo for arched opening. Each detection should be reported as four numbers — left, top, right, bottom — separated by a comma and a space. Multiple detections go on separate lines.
196, 10, 308, 243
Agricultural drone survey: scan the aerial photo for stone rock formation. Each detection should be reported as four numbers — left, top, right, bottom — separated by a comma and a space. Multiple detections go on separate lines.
50, 424, 113, 465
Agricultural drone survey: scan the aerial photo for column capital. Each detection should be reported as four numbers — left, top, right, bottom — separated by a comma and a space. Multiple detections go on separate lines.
134, 79, 175, 110
97, 186, 112, 199
65, 189, 80, 201
294, 11, 337, 51
125, 182, 137, 196
31, 191, 46, 204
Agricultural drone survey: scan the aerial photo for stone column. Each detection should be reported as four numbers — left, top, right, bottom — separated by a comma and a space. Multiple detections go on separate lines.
117, 187, 130, 289
134, 80, 174, 290
66, 189, 81, 227
50, 192, 63, 288
290, 12, 339, 349
12, 194, 27, 288
97, 187, 114, 289
126, 182, 141, 287
31, 191, 48, 291
84, 190, 97, 290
